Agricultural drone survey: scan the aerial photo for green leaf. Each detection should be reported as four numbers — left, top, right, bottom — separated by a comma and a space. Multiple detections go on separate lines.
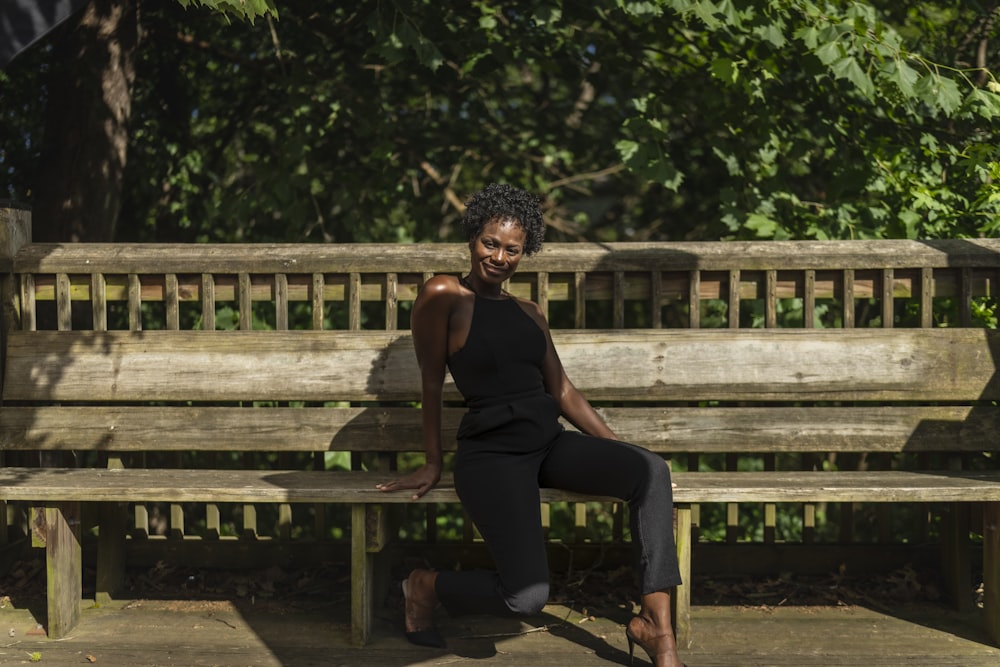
831, 56, 875, 99
745, 213, 778, 238
886, 59, 919, 98
813, 41, 843, 67
794, 25, 819, 50
968, 88, 1000, 119
710, 57, 739, 84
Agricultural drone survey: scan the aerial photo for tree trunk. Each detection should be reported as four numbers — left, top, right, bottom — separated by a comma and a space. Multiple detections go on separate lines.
32, 0, 138, 243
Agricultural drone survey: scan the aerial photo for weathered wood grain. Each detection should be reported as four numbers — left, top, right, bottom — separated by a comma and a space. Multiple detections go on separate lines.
12, 238, 1000, 273
6, 328, 1000, 402
3, 467, 1000, 504
2, 404, 998, 453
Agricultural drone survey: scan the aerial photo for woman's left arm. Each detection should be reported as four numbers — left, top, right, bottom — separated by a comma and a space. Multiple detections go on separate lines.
526, 302, 619, 440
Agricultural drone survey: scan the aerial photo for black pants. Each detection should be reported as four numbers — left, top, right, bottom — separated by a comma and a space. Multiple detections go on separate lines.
435, 392, 682, 616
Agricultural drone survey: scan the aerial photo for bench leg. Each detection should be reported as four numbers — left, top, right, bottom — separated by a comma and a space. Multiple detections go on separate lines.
674, 504, 692, 649
985, 502, 1000, 645
351, 505, 373, 646
96, 502, 128, 605
941, 502, 973, 612
350, 504, 392, 646
44, 502, 82, 638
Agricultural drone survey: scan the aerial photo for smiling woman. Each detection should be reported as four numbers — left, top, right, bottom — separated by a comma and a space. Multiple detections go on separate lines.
374, 183, 685, 666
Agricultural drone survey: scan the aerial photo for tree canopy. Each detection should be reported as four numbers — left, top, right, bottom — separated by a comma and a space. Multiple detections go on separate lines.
1, 0, 997, 243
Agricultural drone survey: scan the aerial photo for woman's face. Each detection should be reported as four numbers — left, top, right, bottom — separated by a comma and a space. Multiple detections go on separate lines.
469, 217, 527, 286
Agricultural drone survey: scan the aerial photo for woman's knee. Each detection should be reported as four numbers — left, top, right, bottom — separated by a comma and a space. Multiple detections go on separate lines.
504, 581, 549, 615
637, 448, 672, 485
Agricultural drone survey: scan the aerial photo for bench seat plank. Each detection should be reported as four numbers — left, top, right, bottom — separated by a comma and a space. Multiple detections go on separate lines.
4, 468, 1000, 504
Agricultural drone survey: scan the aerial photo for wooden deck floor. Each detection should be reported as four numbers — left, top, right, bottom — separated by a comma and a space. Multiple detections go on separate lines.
1, 594, 998, 666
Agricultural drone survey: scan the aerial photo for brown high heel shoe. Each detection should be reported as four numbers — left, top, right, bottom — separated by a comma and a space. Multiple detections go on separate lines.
625, 616, 685, 667
402, 569, 445, 649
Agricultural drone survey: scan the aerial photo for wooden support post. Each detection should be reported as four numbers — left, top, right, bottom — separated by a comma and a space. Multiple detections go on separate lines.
96, 502, 128, 606
44, 503, 82, 638
97, 453, 128, 605
351, 504, 372, 646
674, 504, 692, 649
351, 504, 388, 647
941, 502, 973, 612
984, 502, 1000, 646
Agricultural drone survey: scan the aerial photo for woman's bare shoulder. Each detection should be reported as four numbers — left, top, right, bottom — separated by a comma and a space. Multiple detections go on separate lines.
414, 274, 464, 313
421, 274, 461, 293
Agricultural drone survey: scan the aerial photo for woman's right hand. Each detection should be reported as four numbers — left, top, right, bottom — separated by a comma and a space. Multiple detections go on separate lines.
375, 462, 442, 501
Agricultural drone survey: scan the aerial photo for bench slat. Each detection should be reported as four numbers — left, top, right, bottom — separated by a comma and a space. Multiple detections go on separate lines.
2, 405, 997, 453
2, 468, 1000, 504
13, 239, 1000, 273
6, 328, 1000, 402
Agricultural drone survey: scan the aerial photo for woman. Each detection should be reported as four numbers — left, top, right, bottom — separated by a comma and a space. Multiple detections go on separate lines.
376, 183, 684, 666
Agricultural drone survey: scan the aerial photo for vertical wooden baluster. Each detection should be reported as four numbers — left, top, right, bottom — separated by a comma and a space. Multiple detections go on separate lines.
651, 270, 663, 329
728, 269, 741, 329
349, 272, 362, 331
201, 273, 216, 332
166, 273, 180, 331
803, 269, 816, 329
92, 273, 107, 332
56, 273, 71, 331
275, 273, 289, 332
239, 272, 252, 331
613, 270, 625, 329
385, 272, 398, 331
961, 267, 973, 327
21, 273, 36, 332
688, 270, 700, 329
128, 274, 141, 331
882, 268, 895, 328
312, 273, 325, 331
842, 269, 855, 329
575, 271, 586, 329
765, 269, 777, 329
537, 271, 549, 319
920, 267, 934, 330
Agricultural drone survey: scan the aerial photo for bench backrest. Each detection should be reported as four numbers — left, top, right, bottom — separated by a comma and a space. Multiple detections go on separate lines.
4, 327, 999, 456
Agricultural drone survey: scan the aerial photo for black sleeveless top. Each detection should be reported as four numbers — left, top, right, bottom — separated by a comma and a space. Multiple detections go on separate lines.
447, 293, 547, 409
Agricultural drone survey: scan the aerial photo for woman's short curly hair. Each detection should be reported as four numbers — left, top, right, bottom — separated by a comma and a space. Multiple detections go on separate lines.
461, 183, 545, 256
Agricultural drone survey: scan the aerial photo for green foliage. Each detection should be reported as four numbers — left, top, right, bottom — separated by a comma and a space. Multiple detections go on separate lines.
1, 1, 998, 244
176, 0, 278, 23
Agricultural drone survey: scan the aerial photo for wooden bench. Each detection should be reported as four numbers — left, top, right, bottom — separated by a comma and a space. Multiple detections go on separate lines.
3, 207, 1000, 648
